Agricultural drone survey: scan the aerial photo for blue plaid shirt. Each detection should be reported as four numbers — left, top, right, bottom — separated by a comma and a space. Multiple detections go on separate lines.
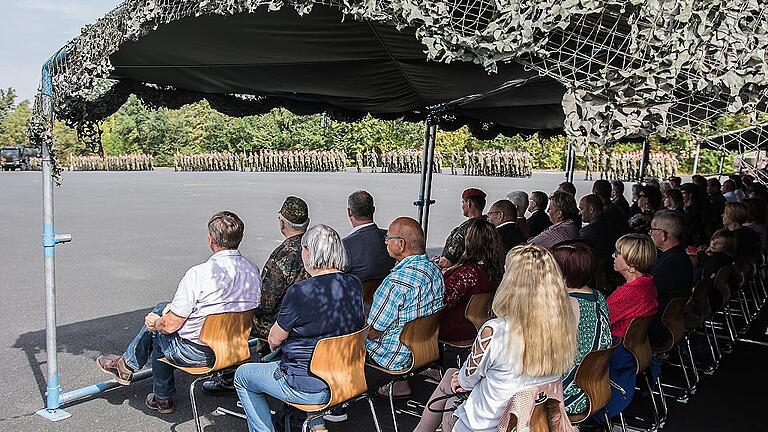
366, 254, 444, 370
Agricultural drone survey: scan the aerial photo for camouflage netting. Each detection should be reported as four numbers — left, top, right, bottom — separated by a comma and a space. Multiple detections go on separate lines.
29, 0, 768, 169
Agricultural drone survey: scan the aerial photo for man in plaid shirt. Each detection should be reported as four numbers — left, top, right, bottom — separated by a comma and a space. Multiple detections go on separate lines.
367, 218, 444, 390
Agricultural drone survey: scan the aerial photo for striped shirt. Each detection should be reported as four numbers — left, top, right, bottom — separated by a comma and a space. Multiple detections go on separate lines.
366, 254, 444, 370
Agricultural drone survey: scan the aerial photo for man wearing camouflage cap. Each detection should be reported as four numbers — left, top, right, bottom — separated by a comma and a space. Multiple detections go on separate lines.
203, 196, 310, 395
437, 188, 486, 269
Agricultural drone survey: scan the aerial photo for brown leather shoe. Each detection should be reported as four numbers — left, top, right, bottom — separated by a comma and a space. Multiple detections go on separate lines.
96, 355, 133, 385
145, 393, 174, 414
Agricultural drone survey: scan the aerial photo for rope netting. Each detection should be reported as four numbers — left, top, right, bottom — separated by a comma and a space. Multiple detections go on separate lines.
29, 0, 768, 170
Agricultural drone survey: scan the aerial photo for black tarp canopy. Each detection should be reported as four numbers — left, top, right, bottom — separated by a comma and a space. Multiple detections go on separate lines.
106, 4, 566, 136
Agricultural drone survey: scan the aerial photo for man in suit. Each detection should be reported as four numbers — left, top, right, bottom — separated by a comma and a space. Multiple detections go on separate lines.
593, 179, 629, 236
527, 191, 552, 238
487, 199, 525, 254
343, 190, 395, 281
611, 180, 631, 217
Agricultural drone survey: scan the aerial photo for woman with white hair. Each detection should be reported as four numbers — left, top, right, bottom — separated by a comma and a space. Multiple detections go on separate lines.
234, 224, 364, 432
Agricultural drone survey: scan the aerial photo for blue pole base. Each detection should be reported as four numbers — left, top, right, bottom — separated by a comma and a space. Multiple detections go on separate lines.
35, 408, 71, 422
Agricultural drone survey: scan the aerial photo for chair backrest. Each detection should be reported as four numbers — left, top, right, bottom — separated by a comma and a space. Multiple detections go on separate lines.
654, 297, 689, 352
622, 315, 653, 374
714, 265, 733, 302
465, 292, 494, 330
571, 345, 618, 421
362, 278, 384, 305
199, 309, 256, 371
309, 326, 369, 409
399, 312, 441, 372
500, 380, 576, 432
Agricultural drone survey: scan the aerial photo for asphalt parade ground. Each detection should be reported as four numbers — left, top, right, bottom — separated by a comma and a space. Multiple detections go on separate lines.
1, 168, 767, 432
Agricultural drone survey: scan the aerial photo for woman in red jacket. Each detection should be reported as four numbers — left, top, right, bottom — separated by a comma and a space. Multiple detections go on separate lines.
607, 233, 659, 339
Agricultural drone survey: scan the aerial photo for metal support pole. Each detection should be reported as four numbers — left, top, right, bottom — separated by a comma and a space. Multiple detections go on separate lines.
565, 139, 575, 183
36, 50, 73, 422
692, 141, 702, 175
738, 143, 745, 174
638, 139, 650, 181
414, 118, 436, 239
718, 148, 726, 180
422, 124, 437, 241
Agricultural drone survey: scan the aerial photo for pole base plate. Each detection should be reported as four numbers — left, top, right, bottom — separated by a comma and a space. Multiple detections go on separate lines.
35, 408, 71, 421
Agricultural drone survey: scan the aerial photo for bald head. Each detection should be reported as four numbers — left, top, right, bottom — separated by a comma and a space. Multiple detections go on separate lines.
489, 200, 517, 226
388, 217, 426, 259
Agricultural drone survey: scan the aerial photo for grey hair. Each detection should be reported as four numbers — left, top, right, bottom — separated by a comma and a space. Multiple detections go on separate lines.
653, 209, 685, 240
279, 214, 310, 232
301, 224, 348, 271
506, 191, 529, 217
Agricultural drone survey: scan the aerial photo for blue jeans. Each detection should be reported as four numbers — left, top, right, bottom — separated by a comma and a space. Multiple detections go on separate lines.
123, 302, 214, 399
235, 361, 330, 432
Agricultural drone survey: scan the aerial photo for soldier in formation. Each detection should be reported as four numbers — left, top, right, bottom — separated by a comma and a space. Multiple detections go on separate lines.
174, 149, 347, 172
69, 154, 154, 171
460, 149, 532, 178
595, 150, 678, 181
376, 149, 423, 173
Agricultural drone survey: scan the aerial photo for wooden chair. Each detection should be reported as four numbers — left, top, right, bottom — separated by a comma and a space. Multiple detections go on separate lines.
362, 278, 384, 305
567, 345, 618, 426
440, 292, 494, 349
286, 326, 382, 432
619, 315, 659, 432
367, 312, 441, 432
158, 309, 255, 432
499, 380, 576, 432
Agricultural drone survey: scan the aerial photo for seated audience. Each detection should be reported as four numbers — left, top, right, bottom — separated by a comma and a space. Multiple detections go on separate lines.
707, 177, 727, 230
439, 188, 486, 269
551, 243, 612, 416
723, 179, 742, 203
440, 219, 504, 342
607, 234, 659, 338
723, 202, 761, 258
611, 180, 631, 217
508, 190, 531, 239
694, 229, 735, 282
669, 176, 682, 189
681, 183, 709, 246
743, 197, 767, 250
487, 199, 525, 254
663, 188, 685, 214
366, 217, 444, 397
204, 197, 309, 395
593, 179, 629, 236
659, 181, 672, 195
729, 175, 747, 202
579, 194, 617, 261
558, 181, 577, 196
413, 244, 576, 432
649, 210, 693, 346
528, 191, 580, 249
234, 224, 364, 432
98, 211, 261, 413
629, 185, 662, 234
628, 183, 642, 217
342, 190, 395, 281
526, 190, 551, 238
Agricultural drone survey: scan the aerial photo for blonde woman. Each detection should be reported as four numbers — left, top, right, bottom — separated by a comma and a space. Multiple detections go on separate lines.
413, 244, 577, 432
606, 233, 658, 339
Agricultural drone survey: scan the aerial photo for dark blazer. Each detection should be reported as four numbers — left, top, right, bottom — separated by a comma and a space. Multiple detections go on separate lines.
526, 210, 552, 239
342, 223, 395, 282
497, 222, 525, 254
612, 195, 631, 218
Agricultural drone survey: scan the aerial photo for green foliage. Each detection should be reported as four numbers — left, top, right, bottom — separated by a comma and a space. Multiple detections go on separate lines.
0, 99, 31, 146
0, 88, 16, 132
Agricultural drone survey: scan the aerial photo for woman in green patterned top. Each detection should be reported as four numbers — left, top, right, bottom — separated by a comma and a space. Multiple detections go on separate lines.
551, 242, 613, 415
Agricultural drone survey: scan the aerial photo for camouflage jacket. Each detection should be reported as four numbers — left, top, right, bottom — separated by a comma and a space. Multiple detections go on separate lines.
441, 217, 482, 264
253, 234, 309, 337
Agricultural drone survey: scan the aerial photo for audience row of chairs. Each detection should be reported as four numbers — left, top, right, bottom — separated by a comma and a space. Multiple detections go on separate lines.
155, 250, 767, 432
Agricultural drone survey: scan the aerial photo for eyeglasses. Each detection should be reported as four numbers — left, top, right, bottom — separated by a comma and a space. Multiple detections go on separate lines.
638, 194, 647, 198
612, 251, 622, 258
648, 227, 667, 235
384, 234, 404, 242
487, 211, 502, 216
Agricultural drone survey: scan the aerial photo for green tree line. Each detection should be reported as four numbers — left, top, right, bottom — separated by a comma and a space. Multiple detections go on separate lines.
0, 89, 736, 174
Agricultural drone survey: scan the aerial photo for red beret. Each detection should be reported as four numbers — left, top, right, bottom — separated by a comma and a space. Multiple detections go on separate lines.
462, 188, 486, 199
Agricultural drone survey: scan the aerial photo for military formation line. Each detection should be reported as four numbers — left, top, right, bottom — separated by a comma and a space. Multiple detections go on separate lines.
174, 149, 346, 172
68, 154, 155, 171
585, 151, 679, 181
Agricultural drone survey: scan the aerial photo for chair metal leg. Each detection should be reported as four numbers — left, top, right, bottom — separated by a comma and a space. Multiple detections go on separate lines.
366, 396, 383, 432
655, 376, 668, 423
676, 345, 692, 399
643, 372, 661, 430
603, 411, 613, 430
388, 382, 399, 432
619, 412, 627, 432
190, 376, 208, 432
685, 336, 700, 386
708, 320, 722, 360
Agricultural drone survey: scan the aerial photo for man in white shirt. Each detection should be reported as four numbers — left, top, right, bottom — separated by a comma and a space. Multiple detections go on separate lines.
96, 211, 261, 414
723, 179, 744, 202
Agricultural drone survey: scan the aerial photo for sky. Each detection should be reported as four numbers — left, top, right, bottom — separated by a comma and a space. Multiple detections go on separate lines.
0, 0, 122, 103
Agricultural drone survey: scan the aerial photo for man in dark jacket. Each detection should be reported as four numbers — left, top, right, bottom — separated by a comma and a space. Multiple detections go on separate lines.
527, 190, 552, 238
342, 190, 396, 281
611, 180, 631, 217
487, 199, 525, 254
593, 180, 630, 236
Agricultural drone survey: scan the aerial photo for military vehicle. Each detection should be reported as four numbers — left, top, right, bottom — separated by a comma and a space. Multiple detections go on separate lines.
0, 146, 38, 170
